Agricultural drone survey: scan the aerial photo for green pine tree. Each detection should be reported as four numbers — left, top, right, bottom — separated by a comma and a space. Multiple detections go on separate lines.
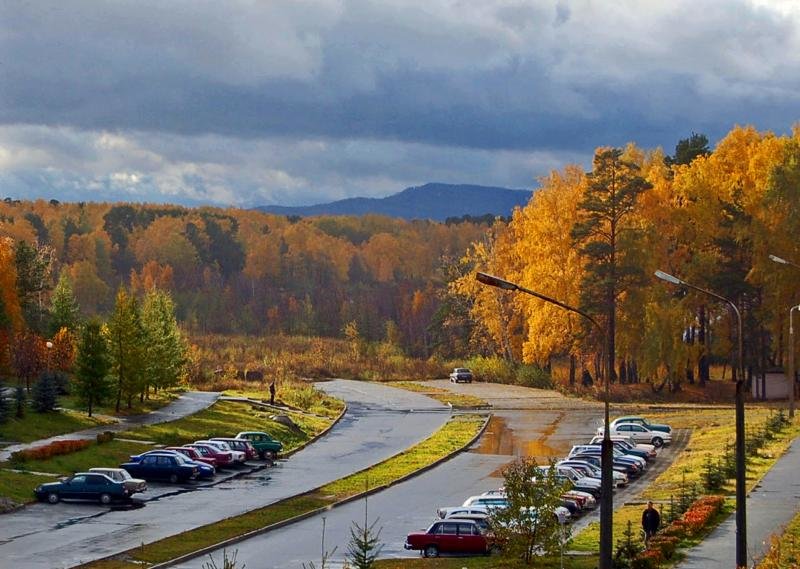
75, 320, 112, 417
49, 273, 80, 335
141, 289, 187, 397
105, 288, 146, 411
32, 371, 59, 413
346, 488, 383, 569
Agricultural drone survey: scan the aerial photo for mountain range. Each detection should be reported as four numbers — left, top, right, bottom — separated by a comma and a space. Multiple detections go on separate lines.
255, 183, 532, 221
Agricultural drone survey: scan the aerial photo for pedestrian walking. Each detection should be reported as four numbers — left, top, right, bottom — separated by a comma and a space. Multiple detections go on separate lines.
269, 381, 276, 406
642, 500, 661, 544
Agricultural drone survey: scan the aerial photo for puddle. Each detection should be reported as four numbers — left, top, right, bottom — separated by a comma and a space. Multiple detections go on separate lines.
474, 416, 561, 459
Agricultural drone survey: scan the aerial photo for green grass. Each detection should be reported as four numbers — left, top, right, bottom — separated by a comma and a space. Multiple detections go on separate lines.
374, 555, 599, 568
0, 470, 59, 505
59, 389, 181, 417
221, 384, 346, 419
391, 381, 488, 408
118, 400, 329, 450
570, 408, 800, 555
76, 413, 487, 569
0, 408, 113, 444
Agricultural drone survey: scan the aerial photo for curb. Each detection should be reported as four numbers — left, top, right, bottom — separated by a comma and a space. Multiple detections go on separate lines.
145, 413, 491, 569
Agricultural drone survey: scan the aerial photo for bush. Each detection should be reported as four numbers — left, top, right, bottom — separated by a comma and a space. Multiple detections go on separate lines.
10, 439, 91, 462
0, 383, 10, 424
32, 372, 59, 413
96, 431, 115, 444
648, 535, 679, 559
15, 386, 26, 418
517, 364, 554, 389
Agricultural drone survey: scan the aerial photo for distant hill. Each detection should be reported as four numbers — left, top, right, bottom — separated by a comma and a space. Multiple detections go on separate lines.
255, 183, 532, 221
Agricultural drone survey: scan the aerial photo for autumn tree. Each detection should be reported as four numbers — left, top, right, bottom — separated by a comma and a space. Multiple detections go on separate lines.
105, 288, 146, 411
14, 240, 53, 332
666, 132, 711, 166
49, 273, 80, 334
75, 319, 112, 417
11, 330, 46, 391
571, 147, 651, 381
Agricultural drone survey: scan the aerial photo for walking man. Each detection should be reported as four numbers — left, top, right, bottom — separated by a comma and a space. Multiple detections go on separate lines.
642, 500, 661, 544
269, 381, 276, 406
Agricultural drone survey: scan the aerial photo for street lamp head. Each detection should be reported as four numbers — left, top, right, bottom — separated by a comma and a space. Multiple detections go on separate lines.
475, 272, 518, 291
654, 270, 684, 286
769, 254, 789, 265
45, 341, 54, 349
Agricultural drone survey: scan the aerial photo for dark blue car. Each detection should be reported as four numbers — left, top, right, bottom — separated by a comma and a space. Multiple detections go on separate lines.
121, 453, 199, 483
34, 472, 131, 505
129, 450, 215, 479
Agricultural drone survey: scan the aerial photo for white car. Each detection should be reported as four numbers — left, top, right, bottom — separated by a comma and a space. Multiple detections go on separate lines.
589, 435, 657, 458
557, 459, 628, 487
195, 440, 246, 463
437, 505, 491, 519
88, 467, 147, 494
600, 423, 671, 448
462, 494, 509, 508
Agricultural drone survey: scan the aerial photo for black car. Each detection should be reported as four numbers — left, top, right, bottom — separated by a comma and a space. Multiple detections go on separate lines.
34, 472, 131, 505
121, 453, 199, 483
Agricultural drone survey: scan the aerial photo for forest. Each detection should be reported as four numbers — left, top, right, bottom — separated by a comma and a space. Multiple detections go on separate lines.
1, 124, 800, 394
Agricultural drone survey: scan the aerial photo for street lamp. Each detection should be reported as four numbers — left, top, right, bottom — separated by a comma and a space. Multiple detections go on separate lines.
655, 270, 747, 568
475, 272, 614, 569
769, 254, 800, 418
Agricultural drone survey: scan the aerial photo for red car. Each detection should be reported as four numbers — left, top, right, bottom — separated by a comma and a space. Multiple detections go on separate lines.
404, 519, 490, 558
188, 443, 233, 467
167, 446, 217, 468
211, 438, 258, 461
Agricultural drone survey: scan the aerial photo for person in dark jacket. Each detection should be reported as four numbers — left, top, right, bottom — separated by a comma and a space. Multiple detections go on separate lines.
642, 501, 661, 543
269, 381, 276, 406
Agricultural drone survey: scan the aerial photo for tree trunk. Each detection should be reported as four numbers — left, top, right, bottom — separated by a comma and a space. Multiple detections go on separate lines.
698, 305, 709, 387
569, 354, 576, 386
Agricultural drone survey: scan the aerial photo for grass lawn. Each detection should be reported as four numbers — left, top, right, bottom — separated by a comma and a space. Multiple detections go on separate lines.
60, 389, 181, 418
117, 400, 330, 450
0, 408, 113, 444
391, 381, 488, 408
570, 407, 800, 554
0, 470, 59, 505
222, 382, 346, 419
374, 556, 599, 568
76, 414, 487, 568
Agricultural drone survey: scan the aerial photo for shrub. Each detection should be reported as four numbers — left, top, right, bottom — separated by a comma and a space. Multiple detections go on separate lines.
10, 439, 91, 462
678, 495, 725, 536
517, 364, 553, 389
0, 383, 10, 424
15, 386, 26, 418
96, 431, 115, 444
648, 535, 678, 559
32, 372, 59, 413
632, 548, 662, 569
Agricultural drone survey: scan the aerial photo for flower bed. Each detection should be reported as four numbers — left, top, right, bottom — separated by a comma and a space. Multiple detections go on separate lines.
10, 439, 92, 462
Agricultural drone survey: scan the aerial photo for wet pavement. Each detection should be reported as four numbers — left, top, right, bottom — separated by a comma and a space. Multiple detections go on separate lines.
0, 391, 220, 461
185, 380, 689, 568
0, 380, 450, 569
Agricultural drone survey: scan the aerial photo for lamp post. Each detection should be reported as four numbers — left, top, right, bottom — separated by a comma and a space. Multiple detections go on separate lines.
655, 270, 747, 568
475, 272, 614, 569
769, 254, 800, 418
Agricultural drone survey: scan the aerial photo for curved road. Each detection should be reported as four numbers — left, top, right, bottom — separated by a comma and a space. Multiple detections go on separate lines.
0, 380, 449, 569
187, 380, 688, 568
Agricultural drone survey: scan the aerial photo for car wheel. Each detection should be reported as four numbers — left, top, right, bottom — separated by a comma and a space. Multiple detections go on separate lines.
652, 436, 664, 448
99, 493, 112, 505
423, 545, 439, 558
47, 492, 59, 504
169, 473, 179, 484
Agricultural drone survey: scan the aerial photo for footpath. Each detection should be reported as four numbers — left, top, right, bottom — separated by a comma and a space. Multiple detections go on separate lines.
0, 391, 219, 462
677, 434, 800, 569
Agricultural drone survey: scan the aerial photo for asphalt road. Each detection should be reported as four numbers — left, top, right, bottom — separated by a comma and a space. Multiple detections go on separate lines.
184, 380, 689, 568
0, 380, 450, 569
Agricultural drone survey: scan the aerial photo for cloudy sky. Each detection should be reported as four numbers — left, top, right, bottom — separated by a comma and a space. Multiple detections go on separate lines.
1, 0, 799, 207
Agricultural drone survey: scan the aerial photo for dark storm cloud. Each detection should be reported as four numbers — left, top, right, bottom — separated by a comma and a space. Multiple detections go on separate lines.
1, 1, 800, 205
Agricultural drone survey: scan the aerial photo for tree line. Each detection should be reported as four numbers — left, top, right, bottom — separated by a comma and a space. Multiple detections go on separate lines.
450, 126, 800, 390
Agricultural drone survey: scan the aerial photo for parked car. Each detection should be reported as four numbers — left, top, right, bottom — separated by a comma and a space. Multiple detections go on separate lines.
589, 435, 657, 459
166, 446, 217, 468
570, 452, 641, 478
438, 505, 491, 519
211, 437, 258, 461
188, 442, 233, 467
236, 431, 283, 459
34, 472, 131, 505
121, 453, 199, 483
462, 494, 509, 508
603, 423, 671, 448
128, 450, 215, 479
405, 519, 490, 557
449, 368, 474, 383
569, 445, 646, 472
609, 416, 672, 434
558, 459, 628, 487
195, 440, 246, 464
88, 467, 147, 494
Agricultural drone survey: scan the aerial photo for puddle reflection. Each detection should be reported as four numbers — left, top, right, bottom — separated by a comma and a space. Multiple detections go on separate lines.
474, 416, 561, 459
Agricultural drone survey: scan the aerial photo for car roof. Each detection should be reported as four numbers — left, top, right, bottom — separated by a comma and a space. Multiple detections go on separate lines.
88, 467, 123, 472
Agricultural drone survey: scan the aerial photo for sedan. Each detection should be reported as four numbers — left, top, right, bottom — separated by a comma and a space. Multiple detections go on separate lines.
405, 519, 490, 557
195, 440, 246, 464
129, 450, 215, 479
610, 416, 672, 434
121, 453, 198, 483
188, 443, 233, 467
211, 437, 258, 461
607, 423, 672, 448
34, 472, 131, 505
166, 446, 218, 468
88, 467, 147, 494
